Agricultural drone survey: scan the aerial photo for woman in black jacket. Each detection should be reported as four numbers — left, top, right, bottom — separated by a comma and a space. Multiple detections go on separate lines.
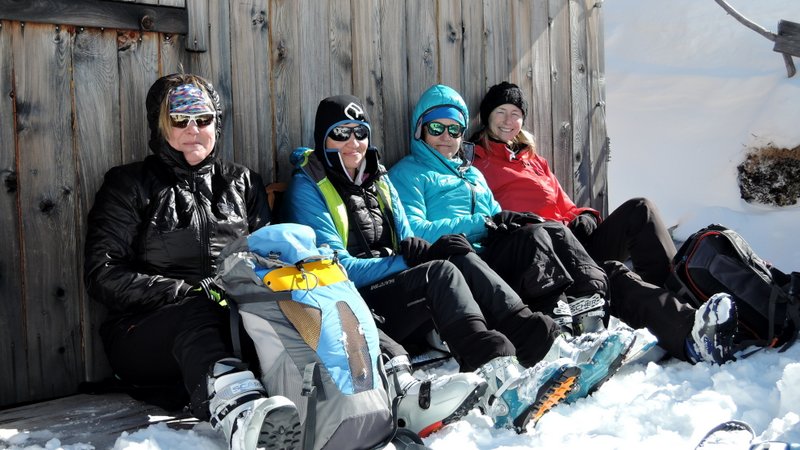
83, 73, 300, 450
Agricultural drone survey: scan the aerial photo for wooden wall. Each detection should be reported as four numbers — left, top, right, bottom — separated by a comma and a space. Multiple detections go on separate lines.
0, 0, 608, 407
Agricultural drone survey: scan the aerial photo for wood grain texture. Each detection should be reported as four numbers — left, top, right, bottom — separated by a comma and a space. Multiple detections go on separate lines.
72, 27, 119, 383
375, 0, 408, 165
271, 0, 301, 184
13, 23, 81, 401
0, 20, 29, 407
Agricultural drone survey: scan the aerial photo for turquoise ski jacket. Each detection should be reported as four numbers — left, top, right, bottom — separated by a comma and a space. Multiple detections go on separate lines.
388, 84, 501, 246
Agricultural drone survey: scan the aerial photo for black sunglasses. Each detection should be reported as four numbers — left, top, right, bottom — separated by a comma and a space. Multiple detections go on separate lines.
425, 121, 464, 139
329, 125, 370, 142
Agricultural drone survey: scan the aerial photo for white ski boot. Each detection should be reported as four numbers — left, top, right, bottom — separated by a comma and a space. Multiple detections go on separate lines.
208, 358, 301, 450
476, 356, 579, 433
385, 355, 487, 437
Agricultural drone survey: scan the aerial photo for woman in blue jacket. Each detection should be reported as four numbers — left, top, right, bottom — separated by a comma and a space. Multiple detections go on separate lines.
284, 94, 583, 435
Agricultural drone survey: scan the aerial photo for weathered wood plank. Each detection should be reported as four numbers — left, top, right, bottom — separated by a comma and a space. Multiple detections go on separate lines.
118, 31, 159, 165
437, 0, 464, 92
351, 0, 385, 159
13, 23, 81, 401
185, 0, 208, 52
483, 0, 513, 86
298, 0, 331, 151
405, 0, 437, 117
160, 0, 185, 7
548, 0, 573, 196
271, 0, 301, 184
0, 20, 29, 407
328, 0, 353, 97
568, 0, 591, 208
203, 0, 234, 162
72, 27, 120, 383
585, 0, 607, 214
461, 0, 485, 132
0, 0, 187, 34
377, 0, 408, 164
0, 393, 197, 449
229, 0, 273, 180
529, 0, 555, 165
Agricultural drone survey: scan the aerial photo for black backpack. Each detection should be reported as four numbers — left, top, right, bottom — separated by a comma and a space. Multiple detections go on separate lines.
666, 224, 800, 349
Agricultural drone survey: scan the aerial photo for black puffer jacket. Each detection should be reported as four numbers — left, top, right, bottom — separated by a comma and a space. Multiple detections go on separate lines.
84, 74, 270, 315
327, 149, 396, 258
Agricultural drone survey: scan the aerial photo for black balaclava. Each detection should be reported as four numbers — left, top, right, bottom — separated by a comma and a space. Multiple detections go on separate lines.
145, 73, 223, 168
313, 95, 372, 180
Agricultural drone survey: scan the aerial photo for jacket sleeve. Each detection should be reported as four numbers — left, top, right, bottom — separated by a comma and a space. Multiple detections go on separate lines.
284, 172, 409, 288
244, 169, 272, 231
83, 167, 190, 314
390, 167, 489, 245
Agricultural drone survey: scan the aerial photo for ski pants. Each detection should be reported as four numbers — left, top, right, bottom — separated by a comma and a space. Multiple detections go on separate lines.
360, 259, 519, 372
579, 197, 677, 287
100, 299, 233, 420
604, 260, 694, 361
481, 220, 608, 308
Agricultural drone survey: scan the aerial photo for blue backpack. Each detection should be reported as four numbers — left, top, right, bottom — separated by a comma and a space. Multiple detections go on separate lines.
215, 223, 394, 450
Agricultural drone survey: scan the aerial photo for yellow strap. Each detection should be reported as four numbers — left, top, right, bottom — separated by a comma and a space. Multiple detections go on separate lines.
262, 260, 348, 291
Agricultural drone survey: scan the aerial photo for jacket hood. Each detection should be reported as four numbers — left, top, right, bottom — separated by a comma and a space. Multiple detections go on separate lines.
409, 84, 471, 175
145, 73, 223, 171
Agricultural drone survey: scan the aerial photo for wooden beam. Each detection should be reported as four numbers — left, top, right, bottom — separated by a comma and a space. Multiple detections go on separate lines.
0, 0, 187, 34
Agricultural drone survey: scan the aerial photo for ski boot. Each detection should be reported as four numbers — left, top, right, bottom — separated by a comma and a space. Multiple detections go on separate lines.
476, 356, 579, 433
544, 326, 635, 403
208, 358, 301, 450
686, 293, 738, 364
567, 293, 607, 335
385, 355, 487, 437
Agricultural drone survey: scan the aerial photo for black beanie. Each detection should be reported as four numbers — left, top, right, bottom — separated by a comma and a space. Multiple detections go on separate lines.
479, 82, 527, 126
314, 95, 371, 156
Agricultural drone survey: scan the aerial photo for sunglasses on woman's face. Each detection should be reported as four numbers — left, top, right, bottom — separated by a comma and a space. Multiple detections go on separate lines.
169, 112, 215, 128
425, 121, 464, 139
329, 124, 370, 142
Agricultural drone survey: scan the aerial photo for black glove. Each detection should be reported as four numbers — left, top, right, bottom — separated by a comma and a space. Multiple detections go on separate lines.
492, 210, 545, 230
183, 277, 227, 306
427, 234, 475, 261
568, 212, 598, 242
399, 237, 431, 267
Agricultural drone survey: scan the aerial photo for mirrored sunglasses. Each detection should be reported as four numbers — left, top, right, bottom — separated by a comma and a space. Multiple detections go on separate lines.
425, 121, 464, 139
329, 125, 369, 142
169, 112, 215, 128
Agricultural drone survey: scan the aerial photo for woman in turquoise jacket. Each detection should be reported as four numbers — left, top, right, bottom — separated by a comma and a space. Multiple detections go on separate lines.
389, 85, 609, 332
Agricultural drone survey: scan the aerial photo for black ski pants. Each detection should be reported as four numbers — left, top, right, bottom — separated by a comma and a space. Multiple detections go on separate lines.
604, 260, 694, 361
100, 299, 233, 420
481, 221, 608, 308
360, 259, 517, 372
579, 197, 677, 287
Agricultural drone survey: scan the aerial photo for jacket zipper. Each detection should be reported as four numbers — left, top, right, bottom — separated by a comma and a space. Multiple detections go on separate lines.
190, 171, 211, 274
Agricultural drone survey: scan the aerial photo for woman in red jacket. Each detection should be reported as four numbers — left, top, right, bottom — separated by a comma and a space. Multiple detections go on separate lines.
471, 82, 676, 287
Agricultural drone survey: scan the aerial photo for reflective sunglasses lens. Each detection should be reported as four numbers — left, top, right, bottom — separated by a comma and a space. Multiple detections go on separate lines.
353, 125, 369, 140
447, 125, 464, 138
194, 114, 215, 127
426, 122, 445, 136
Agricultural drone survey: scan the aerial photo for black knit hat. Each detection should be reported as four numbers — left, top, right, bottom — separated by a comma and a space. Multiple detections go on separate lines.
314, 95, 371, 154
479, 82, 527, 126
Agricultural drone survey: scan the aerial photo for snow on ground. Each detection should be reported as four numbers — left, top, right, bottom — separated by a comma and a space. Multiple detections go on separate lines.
3, 0, 799, 449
